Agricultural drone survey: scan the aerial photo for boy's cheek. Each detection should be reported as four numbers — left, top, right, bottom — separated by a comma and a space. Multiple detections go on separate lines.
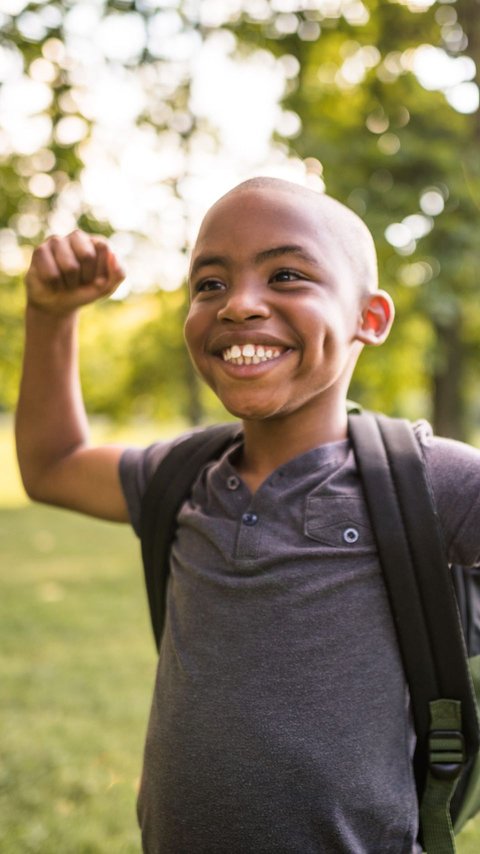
184, 306, 215, 360
184, 343, 208, 384
183, 323, 207, 378
183, 312, 199, 355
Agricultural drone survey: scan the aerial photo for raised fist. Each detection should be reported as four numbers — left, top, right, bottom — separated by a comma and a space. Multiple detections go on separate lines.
26, 230, 125, 315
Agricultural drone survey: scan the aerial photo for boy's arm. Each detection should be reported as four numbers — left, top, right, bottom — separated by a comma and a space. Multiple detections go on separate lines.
16, 230, 129, 522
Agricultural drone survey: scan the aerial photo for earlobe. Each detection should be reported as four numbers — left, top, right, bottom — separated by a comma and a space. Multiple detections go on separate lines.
356, 291, 395, 346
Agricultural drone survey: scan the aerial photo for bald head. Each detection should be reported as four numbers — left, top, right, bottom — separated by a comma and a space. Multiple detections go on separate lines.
187, 175, 394, 413
209, 177, 378, 296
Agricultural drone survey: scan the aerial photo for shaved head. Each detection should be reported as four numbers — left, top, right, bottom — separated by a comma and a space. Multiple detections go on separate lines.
207, 177, 378, 296
186, 175, 394, 423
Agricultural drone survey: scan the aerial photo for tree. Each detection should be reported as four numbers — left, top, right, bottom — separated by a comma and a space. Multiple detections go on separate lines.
231, 0, 480, 438
0, 0, 228, 420
1, 1, 478, 435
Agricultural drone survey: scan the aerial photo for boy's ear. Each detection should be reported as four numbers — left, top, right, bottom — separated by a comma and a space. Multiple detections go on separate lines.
355, 290, 395, 346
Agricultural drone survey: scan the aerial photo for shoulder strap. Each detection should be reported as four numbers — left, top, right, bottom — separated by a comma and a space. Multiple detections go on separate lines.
348, 411, 479, 851
140, 423, 241, 651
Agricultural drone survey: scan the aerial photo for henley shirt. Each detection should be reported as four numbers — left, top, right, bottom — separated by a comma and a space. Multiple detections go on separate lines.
120, 422, 480, 854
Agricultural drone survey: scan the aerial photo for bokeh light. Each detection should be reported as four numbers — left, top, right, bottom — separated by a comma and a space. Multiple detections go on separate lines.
0, 0, 477, 296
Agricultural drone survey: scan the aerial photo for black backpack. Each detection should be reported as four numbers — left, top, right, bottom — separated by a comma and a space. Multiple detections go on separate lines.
139, 410, 480, 854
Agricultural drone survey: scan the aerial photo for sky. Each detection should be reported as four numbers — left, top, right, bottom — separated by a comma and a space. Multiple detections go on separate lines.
0, 0, 478, 295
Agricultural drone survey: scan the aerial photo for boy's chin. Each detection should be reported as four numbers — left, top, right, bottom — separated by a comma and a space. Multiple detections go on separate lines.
218, 395, 287, 422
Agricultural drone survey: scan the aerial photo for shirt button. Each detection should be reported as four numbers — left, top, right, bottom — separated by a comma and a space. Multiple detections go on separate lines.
242, 512, 258, 526
227, 475, 240, 491
343, 527, 359, 544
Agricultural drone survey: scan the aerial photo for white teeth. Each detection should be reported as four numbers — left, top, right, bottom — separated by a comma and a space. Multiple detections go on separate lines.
221, 344, 283, 365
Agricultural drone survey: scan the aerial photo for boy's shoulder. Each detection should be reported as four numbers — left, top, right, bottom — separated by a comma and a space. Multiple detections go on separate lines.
410, 420, 480, 565
414, 418, 480, 474
119, 431, 196, 535
119, 425, 242, 534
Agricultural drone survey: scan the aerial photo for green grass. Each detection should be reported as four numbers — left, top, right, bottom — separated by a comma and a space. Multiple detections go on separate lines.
1, 419, 480, 852
0, 504, 155, 853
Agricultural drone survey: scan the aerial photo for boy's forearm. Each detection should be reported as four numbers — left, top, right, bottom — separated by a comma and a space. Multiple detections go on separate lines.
16, 304, 90, 496
15, 231, 129, 519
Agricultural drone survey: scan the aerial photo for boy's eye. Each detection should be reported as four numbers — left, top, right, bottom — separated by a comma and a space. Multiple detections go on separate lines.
271, 269, 304, 283
194, 279, 225, 294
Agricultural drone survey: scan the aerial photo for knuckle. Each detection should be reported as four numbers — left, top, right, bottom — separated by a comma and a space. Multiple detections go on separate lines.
64, 261, 81, 278
80, 246, 97, 263
71, 228, 90, 245
71, 230, 98, 263
46, 271, 62, 288
31, 244, 47, 261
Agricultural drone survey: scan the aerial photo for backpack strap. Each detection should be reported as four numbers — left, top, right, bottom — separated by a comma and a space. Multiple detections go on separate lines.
140, 423, 241, 651
348, 411, 479, 853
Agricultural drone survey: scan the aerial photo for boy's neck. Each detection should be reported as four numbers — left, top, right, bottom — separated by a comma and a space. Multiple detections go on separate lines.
236, 402, 349, 493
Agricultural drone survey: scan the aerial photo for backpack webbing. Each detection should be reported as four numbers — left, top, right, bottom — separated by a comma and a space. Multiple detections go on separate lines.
139, 411, 480, 852
140, 423, 241, 650
348, 411, 479, 852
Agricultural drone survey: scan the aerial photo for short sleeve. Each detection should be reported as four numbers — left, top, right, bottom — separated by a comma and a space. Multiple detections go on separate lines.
119, 433, 197, 536
417, 424, 480, 566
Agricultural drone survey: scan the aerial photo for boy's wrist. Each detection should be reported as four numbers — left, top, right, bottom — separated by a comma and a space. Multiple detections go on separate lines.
26, 300, 79, 323
25, 301, 80, 339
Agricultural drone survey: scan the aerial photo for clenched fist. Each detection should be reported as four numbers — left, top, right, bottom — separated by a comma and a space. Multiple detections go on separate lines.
26, 230, 126, 315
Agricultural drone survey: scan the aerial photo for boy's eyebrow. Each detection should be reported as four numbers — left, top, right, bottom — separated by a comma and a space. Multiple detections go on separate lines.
255, 245, 318, 266
190, 244, 318, 279
190, 253, 229, 279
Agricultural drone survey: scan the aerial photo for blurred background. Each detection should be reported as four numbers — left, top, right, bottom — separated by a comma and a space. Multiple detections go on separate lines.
1, 0, 479, 851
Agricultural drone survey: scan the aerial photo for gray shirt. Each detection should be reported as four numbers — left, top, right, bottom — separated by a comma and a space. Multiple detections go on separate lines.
120, 422, 480, 854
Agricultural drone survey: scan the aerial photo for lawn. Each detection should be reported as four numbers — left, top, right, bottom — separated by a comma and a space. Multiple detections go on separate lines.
0, 503, 155, 853
1, 419, 480, 852
0, 417, 157, 853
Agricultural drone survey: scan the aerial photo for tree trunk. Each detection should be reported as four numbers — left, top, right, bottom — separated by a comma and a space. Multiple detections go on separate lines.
433, 1, 478, 441
432, 319, 465, 440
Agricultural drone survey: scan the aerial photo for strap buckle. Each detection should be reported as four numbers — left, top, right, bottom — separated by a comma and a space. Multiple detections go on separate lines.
429, 729, 465, 781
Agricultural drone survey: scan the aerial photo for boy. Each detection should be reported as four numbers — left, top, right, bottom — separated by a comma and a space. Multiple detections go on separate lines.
16, 178, 480, 852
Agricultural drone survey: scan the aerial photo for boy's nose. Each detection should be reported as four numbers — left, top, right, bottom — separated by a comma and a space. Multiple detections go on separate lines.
217, 282, 270, 323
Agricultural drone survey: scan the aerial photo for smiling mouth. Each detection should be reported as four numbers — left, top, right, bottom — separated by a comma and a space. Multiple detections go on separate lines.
220, 343, 286, 365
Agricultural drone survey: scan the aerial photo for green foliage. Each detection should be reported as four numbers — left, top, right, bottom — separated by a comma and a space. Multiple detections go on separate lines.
78, 289, 192, 423
350, 306, 435, 420
0, 273, 25, 412
232, 0, 480, 437
1, 0, 479, 435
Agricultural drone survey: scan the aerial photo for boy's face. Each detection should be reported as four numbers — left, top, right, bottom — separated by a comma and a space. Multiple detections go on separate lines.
184, 187, 386, 423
